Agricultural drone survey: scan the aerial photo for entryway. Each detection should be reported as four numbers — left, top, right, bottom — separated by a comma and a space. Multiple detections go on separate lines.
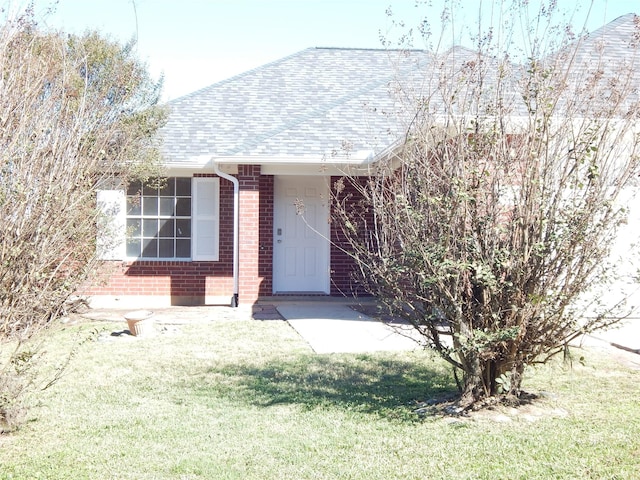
272, 176, 330, 294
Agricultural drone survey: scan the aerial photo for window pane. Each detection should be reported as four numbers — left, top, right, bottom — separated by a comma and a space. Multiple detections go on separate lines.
175, 198, 191, 216
142, 238, 158, 257
142, 182, 158, 195
159, 178, 175, 196
126, 180, 142, 196
143, 219, 158, 237
127, 218, 141, 237
159, 197, 175, 216
126, 196, 141, 216
142, 197, 158, 216
158, 219, 174, 238
125, 176, 195, 260
126, 239, 141, 257
176, 239, 190, 258
176, 177, 191, 196
159, 239, 174, 258
176, 219, 191, 238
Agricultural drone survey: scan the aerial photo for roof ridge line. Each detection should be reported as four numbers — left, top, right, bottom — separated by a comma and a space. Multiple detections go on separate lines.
582, 12, 638, 41
313, 46, 428, 52
168, 48, 431, 104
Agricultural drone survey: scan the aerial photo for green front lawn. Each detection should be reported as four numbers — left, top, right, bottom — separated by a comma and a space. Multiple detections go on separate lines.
1, 318, 638, 479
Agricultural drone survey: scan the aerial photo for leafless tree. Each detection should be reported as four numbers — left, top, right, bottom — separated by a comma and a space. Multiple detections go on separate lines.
0, 9, 165, 429
333, 1, 640, 408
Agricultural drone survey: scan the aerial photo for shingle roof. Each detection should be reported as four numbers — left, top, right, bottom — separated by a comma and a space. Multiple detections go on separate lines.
160, 15, 640, 168
160, 48, 432, 166
547, 13, 640, 116
576, 13, 639, 62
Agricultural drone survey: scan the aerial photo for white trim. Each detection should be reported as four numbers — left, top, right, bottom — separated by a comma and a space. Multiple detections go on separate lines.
209, 151, 374, 165
170, 151, 376, 171
100, 177, 222, 263
164, 164, 238, 176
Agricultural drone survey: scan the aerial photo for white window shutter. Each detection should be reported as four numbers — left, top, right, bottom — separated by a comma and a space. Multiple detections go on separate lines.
96, 189, 126, 260
192, 177, 220, 261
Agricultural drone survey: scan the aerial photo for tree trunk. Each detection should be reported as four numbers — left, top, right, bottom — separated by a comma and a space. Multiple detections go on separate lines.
458, 355, 526, 408
457, 352, 488, 408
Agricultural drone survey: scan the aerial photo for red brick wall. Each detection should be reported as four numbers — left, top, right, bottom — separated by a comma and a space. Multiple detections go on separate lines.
85, 172, 368, 303
258, 175, 274, 296
85, 261, 234, 297
238, 165, 263, 303
85, 173, 235, 304
330, 176, 369, 296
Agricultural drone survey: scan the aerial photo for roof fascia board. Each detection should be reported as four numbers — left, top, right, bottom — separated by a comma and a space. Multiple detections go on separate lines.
164, 164, 238, 176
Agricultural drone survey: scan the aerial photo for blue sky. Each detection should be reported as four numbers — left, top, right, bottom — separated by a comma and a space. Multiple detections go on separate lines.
12, 0, 638, 101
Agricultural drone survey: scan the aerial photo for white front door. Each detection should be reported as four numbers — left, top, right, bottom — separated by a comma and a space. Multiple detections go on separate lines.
273, 176, 330, 294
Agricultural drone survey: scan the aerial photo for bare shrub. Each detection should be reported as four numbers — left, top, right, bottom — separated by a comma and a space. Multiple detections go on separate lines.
0, 9, 165, 428
333, 3, 640, 408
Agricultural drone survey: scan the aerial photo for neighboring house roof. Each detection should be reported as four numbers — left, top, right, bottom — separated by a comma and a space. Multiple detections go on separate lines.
573, 13, 639, 66
521, 13, 639, 124
160, 47, 433, 168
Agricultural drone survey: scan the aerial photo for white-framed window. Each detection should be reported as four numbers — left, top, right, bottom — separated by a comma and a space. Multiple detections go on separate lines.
97, 177, 219, 261
125, 177, 192, 259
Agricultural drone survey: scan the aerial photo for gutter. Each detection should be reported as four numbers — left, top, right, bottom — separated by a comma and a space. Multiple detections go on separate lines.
212, 159, 240, 308
209, 150, 376, 166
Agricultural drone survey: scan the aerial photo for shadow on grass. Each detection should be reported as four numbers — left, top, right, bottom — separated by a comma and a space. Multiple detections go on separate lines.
190, 353, 457, 421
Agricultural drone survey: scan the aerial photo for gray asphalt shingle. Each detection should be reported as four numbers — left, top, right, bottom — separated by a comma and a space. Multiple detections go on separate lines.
159, 15, 639, 167
160, 47, 432, 166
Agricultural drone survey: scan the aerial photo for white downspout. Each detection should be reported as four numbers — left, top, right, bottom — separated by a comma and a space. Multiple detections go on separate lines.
213, 160, 240, 307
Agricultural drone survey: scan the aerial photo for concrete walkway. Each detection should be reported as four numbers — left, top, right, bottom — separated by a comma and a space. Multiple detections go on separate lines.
275, 301, 421, 354
77, 299, 639, 364
275, 301, 640, 362
579, 317, 640, 368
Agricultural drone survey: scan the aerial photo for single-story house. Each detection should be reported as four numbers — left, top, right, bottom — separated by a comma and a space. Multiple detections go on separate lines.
86, 14, 640, 308
87, 46, 432, 307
